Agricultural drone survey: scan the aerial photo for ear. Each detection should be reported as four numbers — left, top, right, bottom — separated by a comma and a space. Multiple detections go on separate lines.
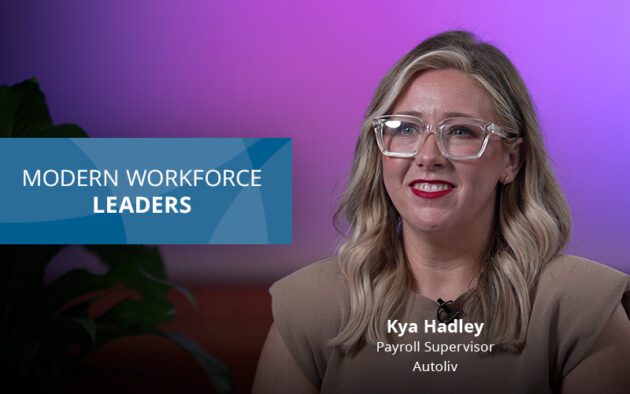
501, 137, 523, 184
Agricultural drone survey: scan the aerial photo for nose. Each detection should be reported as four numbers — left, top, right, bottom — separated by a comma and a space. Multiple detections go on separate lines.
414, 132, 446, 168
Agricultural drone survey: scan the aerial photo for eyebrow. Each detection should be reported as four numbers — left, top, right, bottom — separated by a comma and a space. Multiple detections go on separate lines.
395, 110, 478, 119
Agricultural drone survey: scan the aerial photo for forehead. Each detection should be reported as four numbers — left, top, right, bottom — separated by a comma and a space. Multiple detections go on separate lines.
393, 68, 496, 121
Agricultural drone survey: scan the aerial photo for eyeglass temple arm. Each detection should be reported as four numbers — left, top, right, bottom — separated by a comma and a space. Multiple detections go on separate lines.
488, 124, 519, 140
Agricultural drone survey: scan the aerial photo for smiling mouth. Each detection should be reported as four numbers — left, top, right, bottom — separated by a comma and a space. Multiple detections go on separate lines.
412, 182, 453, 192
409, 180, 455, 199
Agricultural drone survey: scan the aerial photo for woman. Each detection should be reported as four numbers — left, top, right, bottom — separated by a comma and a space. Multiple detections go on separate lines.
253, 31, 630, 393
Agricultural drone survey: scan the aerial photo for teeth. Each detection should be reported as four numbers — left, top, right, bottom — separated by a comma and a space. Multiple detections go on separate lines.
413, 182, 452, 192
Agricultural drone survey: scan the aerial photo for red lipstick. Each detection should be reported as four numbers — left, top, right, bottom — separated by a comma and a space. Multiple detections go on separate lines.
409, 179, 455, 200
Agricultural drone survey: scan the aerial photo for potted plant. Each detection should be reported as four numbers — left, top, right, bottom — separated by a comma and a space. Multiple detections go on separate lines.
0, 79, 233, 393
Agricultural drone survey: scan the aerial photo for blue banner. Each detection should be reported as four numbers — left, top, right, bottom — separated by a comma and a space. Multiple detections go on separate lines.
0, 138, 292, 244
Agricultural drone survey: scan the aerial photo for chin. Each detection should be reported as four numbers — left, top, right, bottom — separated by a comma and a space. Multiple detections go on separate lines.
405, 214, 451, 233
413, 222, 446, 232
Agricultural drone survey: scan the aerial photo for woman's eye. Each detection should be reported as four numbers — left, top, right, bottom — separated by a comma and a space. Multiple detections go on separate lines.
396, 123, 418, 135
447, 126, 474, 137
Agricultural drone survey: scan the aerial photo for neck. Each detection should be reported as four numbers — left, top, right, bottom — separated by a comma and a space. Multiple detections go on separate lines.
402, 216, 493, 302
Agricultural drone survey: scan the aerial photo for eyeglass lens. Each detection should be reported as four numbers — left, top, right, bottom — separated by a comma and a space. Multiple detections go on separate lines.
381, 118, 486, 158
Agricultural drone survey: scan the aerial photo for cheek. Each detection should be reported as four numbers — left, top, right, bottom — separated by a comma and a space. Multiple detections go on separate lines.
458, 156, 502, 197
382, 157, 408, 194
468, 172, 498, 196
382, 156, 409, 177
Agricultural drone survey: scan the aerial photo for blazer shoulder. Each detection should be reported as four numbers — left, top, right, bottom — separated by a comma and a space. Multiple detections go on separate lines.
270, 256, 347, 304
533, 254, 630, 379
268, 256, 349, 386
539, 254, 630, 297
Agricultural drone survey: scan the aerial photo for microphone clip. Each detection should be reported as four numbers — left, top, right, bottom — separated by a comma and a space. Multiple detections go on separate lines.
436, 298, 462, 324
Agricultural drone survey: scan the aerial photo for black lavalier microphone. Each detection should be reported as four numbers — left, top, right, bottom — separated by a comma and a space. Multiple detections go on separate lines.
437, 298, 462, 324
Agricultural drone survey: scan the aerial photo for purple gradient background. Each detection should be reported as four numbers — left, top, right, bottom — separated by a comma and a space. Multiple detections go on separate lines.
1, 0, 629, 282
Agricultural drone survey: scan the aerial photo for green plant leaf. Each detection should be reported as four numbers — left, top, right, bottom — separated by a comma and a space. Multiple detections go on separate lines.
43, 268, 117, 316
0, 84, 18, 136
71, 318, 97, 344
139, 268, 198, 309
84, 245, 172, 303
25, 124, 88, 138
45, 268, 175, 334
95, 298, 175, 335
86, 245, 167, 280
44, 245, 172, 316
162, 332, 234, 394
0, 78, 53, 136
0, 78, 89, 138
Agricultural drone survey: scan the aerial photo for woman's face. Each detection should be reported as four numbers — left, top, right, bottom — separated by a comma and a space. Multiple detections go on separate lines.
382, 68, 521, 236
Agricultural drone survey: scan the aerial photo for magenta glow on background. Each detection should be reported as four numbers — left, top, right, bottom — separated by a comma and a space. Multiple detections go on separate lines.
1, 0, 629, 282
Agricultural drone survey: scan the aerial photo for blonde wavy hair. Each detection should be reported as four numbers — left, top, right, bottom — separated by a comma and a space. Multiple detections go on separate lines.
330, 31, 571, 353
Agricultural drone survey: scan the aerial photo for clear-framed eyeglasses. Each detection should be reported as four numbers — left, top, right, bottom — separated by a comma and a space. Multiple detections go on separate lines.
372, 114, 519, 160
